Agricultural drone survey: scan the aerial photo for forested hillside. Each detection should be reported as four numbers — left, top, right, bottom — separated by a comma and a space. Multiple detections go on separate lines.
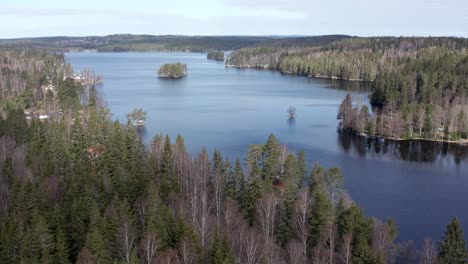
207, 51, 225, 61
1, 49, 467, 264
229, 37, 468, 142
0, 35, 350, 53
0, 49, 67, 108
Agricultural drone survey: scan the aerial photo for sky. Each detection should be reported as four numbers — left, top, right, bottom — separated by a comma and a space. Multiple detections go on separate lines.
0, 0, 467, 38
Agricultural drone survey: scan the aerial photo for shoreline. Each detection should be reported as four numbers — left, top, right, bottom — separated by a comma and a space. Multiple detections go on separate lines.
347, 130, 468, 146
225, 64, 371, 82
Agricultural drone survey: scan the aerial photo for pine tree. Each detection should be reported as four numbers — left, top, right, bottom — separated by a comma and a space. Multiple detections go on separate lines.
85, 227, 111, 264
242, 175, 262, 226
310, 163, 326, 188
262, 134, 281, 182
212, 150, 225, 175
276, 154, 299, 246
162, 134, 173, 176
309, 185, 332, 247
54, 227, 71, 264
175, 133, 186, 152
225, 160, 236, 199
349, 206, 374, 264
160, 135, 178, 196
0, 214, 22, 264
297, 150, 307, 185
210, 228, 234, 264
438, 217, 468, 264
21, 211, 53, 263
233, 158, 245, 201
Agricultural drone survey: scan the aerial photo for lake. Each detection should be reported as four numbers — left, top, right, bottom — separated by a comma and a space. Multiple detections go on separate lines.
66, 51, 468, 244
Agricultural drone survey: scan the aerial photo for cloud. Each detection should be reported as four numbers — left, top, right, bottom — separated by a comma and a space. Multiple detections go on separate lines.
0, 0, 466, 38
0, 7, 110, 17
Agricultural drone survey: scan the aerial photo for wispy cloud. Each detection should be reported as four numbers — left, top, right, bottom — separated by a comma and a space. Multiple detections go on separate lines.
0, 7, 111, 17
0, 0, 466, 38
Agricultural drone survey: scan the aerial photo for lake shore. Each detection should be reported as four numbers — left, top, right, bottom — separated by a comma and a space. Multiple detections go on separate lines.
225, 64, 370, 82
350, 130, 468, 146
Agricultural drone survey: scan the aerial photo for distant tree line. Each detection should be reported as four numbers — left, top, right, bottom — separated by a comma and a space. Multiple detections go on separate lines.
207, 51, 225, 61
0, 35, 349, 52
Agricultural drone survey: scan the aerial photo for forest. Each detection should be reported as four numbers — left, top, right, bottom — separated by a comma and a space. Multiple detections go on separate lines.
228, 37, 468, 142
207, 51, 225, 61
0, 35, 349, 53
1, 48, 468, 264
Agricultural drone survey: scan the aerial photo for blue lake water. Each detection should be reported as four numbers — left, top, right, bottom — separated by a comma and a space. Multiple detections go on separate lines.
66, 51, 468, 244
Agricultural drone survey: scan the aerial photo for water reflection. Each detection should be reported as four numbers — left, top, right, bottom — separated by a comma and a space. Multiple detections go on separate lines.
287, 117, 296, 133
136, 126, 148, 140
320, 79, 372, 92
338, 131, 468, 164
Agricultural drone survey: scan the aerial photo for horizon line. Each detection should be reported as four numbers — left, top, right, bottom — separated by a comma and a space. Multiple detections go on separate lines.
1, 33, 467, 41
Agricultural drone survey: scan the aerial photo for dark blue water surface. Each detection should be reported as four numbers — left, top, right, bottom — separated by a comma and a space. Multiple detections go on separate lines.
66, 52, 468, 244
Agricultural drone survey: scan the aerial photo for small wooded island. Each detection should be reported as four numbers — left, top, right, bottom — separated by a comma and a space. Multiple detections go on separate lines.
158, 63, 187, 78
207, 50, 225, 61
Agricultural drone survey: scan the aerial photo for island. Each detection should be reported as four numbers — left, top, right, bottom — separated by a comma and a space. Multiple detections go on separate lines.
158, 63, 187, 78
207, 50, 225, 61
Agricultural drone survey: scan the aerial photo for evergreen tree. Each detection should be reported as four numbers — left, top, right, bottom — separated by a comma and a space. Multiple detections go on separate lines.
210, 228, 234, 264
242, 175, 262, 226
0, 214, 22, 264
233, 158, 245, 201
277, 154, 299, 246
175, 133, 186, 152
309, 184, 332, 247
85, 227, 111, 264
262, 134, 281, 182
438, 217, 468, 264
212, 149, 225, 175
349, 206, 375, 264
21, 211, 53, 263
297, 150, 307, 185
54, 227, 71, 264
160, 135, 178, 196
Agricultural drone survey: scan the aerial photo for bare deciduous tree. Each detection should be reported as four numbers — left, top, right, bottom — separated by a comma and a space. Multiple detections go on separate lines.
256, 192, 278, 263
420, 237, 437, 264
340, 233, 353, 264
139, 231, 159, 264
287, 240, 305, 264
212, 165, 225, 228
372, 219, 392, 260
294, 187, 310, 263
192, 150, 213, 248
179, 236, 196, 264
243, 230, 264, 264
118, 218, 136, 264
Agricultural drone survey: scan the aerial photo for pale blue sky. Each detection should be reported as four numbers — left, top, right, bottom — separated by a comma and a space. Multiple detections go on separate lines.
0, 0, 467, 38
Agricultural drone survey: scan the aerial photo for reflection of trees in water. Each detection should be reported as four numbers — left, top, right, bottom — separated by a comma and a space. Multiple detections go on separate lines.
288, 117, 296, 135
338, 129, 352, 152
136, 126, 148, 139
322, 79, 372, 92
338, 131, 468, 164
